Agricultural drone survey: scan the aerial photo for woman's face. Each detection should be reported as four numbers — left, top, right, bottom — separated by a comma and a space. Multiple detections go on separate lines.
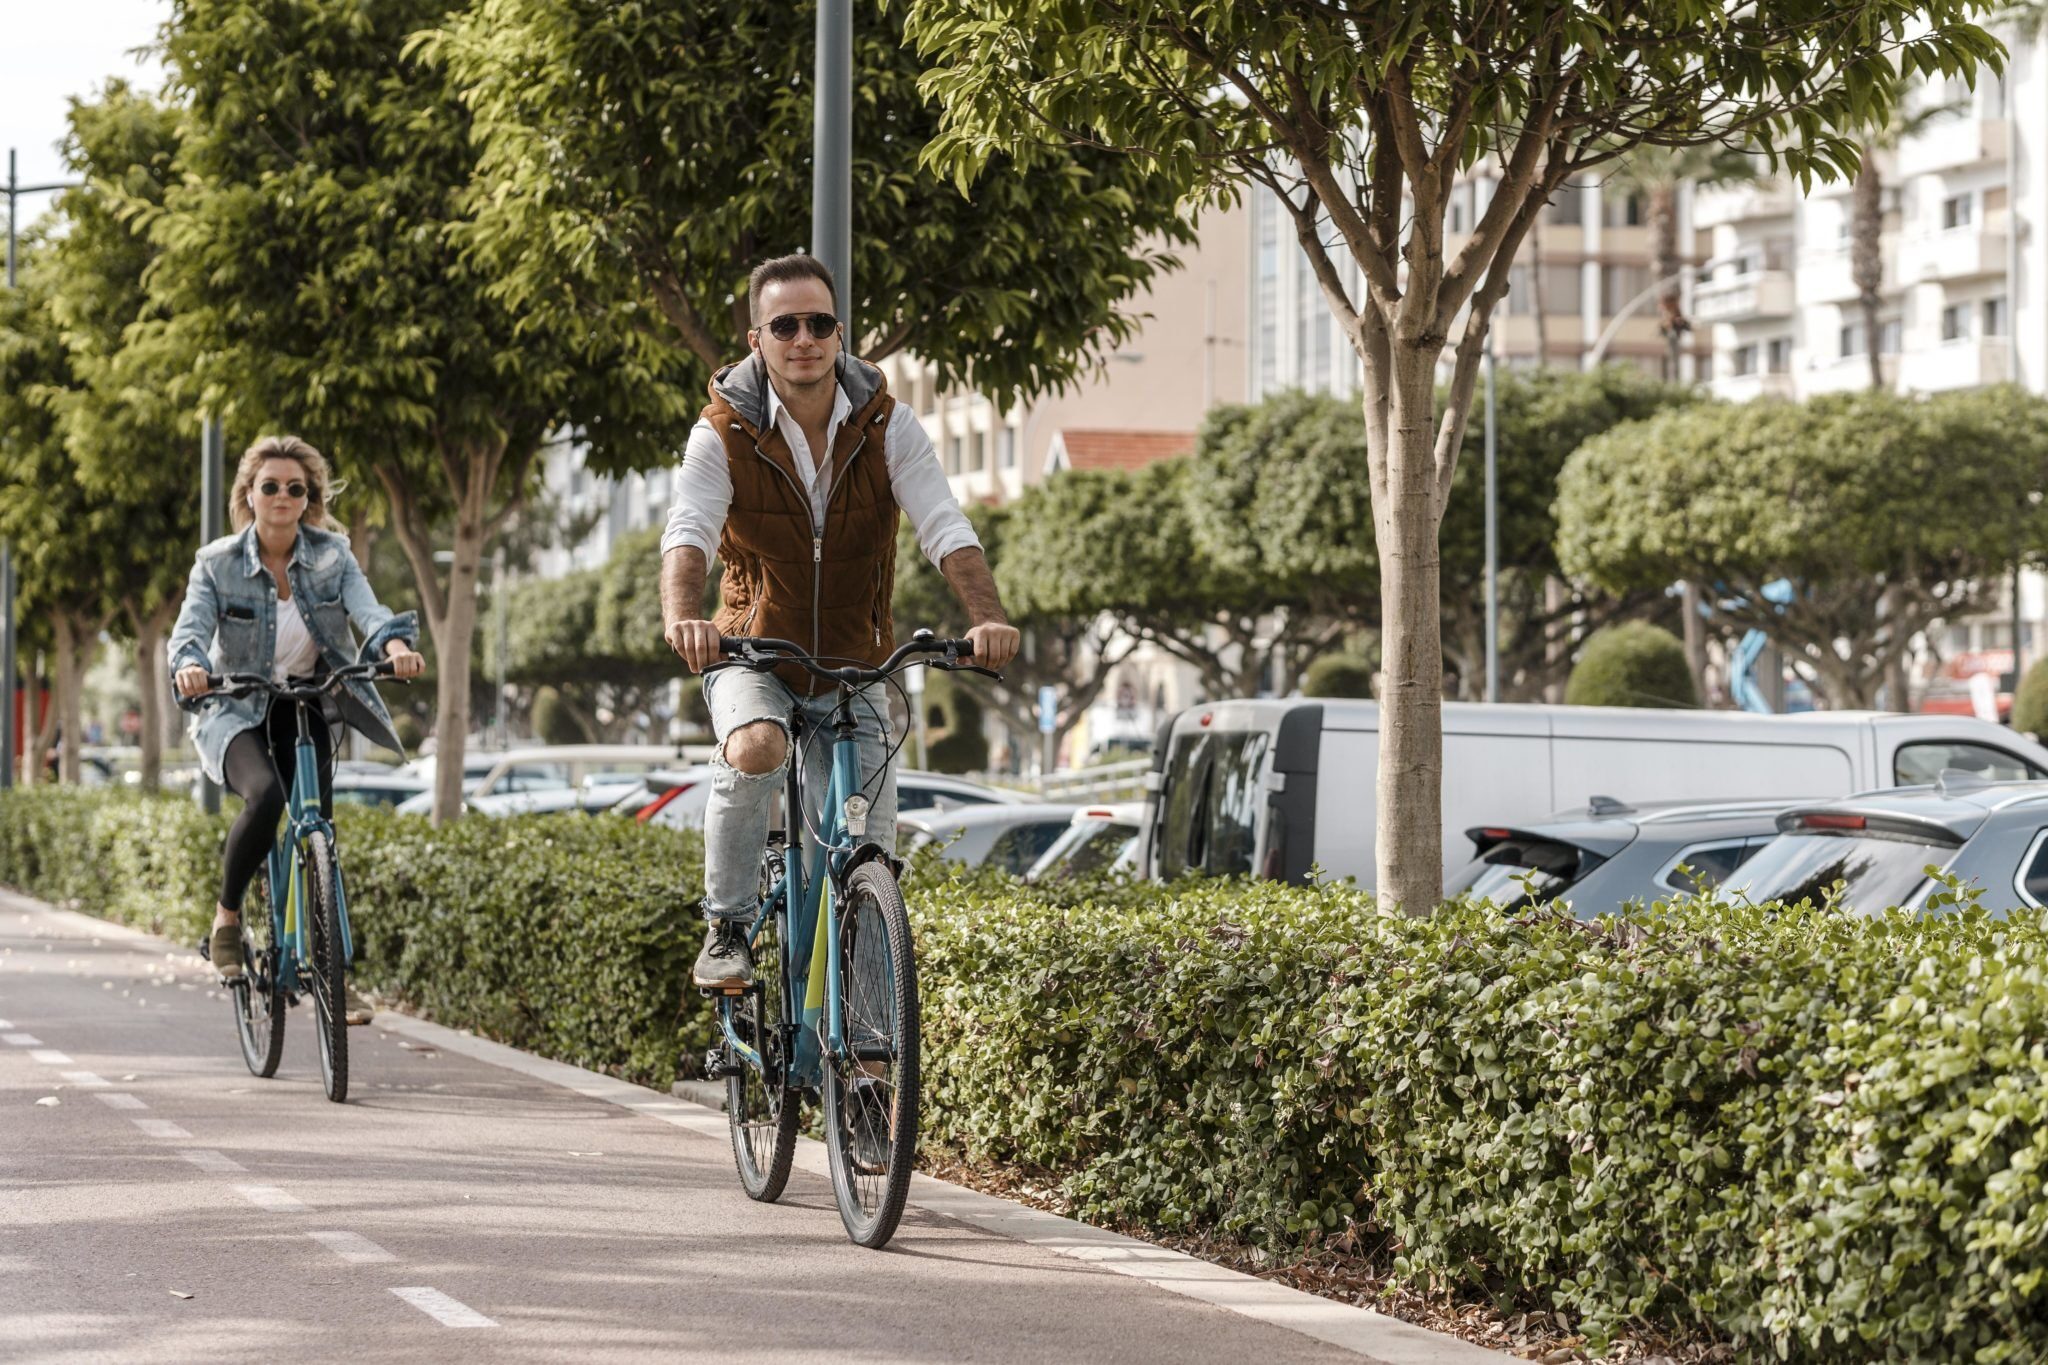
250, 457, 312, 533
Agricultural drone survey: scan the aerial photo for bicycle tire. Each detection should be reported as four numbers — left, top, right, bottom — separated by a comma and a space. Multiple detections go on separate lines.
726, 843, 799, 1201
232, 869, 286, 1078
820, 860, 920, 1248
303, 831, 349, 1104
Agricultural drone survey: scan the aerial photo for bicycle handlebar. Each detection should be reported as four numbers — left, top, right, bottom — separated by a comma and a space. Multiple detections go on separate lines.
201, 659, 405, 702
709, 630, 1003, 686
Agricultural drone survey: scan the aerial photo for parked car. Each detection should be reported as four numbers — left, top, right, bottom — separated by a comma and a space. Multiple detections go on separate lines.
1025, 802, 1145, 883
331, 769, 430, 809
637, 765, 1017, 832
1729, 776, 2048, 915
1445, 798, 1800, 918
467, 782, 648, 818
1138, 699, 2048, 891
900, 803, 1081, 875
394, 743, 711, 815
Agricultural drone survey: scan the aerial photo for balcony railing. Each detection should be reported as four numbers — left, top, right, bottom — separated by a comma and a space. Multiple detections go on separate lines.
1694, 269, 1796, 322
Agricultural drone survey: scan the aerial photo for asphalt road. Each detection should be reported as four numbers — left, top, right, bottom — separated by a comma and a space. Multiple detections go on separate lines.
0, 887, 1501, 1365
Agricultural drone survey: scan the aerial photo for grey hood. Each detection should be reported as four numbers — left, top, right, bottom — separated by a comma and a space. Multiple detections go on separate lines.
709, 351, 885, 434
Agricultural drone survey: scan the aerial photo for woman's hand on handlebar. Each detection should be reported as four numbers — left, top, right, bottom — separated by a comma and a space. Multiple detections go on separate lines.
174, 664, 212, 700
382, 638, 427, 680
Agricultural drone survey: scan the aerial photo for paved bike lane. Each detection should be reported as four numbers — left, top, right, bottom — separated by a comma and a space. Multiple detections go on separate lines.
0, 888, 1505, 1364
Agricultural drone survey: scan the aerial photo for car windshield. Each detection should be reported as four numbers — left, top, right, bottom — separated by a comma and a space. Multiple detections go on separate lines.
1027, 818, 1137, 883
1448, 837, 1592, 911
1730, 832, 1952, 913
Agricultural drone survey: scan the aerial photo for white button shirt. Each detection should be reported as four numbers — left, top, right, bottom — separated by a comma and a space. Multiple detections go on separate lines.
660, 380, 981, 569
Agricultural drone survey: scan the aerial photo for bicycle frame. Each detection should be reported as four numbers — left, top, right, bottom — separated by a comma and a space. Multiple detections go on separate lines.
259, 696, 353, 995
720, 695, 866, 1091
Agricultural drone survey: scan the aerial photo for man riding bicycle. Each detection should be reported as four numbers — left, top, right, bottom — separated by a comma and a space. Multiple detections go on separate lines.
660, 254, 1021, 991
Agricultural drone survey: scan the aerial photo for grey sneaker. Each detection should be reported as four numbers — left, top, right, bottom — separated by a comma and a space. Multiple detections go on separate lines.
210, 924, 244, 979
692, 920, 755, 991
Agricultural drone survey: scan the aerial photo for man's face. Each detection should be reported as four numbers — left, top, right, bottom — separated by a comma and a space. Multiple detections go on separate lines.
749, 277, 842, 392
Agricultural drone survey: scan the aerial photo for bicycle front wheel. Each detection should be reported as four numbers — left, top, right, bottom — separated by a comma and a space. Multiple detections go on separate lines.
820, 860, 920, 1248
726, 844, 798, 1200
232, 869, 286, 1078
303, 831, 349, 1104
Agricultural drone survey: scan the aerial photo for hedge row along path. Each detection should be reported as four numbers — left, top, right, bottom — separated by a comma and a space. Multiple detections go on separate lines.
0, 886, 1502, 1363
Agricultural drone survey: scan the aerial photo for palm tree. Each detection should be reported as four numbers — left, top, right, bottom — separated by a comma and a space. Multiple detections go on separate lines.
1847, 98, 1967, 390
1601, 145, 1767, 380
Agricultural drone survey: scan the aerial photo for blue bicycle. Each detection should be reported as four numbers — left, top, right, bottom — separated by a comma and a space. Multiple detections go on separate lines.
200, 660, 401, 1103
704, 630, 998, 1247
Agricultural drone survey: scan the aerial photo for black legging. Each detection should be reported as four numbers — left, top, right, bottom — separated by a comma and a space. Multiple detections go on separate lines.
219, 697, 335, 912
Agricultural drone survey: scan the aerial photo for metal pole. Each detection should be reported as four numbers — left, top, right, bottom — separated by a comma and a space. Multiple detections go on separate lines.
3, 150, 16, 791
199, 418, 224, 813
1483, 336, 1499, 704
813, 0, 853, 334
492, 546, 507, 748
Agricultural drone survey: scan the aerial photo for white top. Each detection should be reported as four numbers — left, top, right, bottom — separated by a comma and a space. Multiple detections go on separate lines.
660, 380, 981, 569
272, 595, 320, 684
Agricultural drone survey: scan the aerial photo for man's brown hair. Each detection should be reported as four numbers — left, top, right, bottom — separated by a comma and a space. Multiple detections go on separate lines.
747, 254, 839, 325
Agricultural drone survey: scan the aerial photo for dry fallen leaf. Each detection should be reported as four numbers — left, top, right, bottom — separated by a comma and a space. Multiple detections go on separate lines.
168, 1290, 193, 1300
34, 1097, 59, 1107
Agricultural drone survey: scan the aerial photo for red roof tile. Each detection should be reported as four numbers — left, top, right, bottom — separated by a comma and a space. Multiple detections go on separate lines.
1052, 429, 1196, 472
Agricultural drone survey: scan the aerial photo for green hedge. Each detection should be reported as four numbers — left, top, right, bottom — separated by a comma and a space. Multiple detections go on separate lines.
1566, 621, 1699, 709
6, 788, 2048, 1359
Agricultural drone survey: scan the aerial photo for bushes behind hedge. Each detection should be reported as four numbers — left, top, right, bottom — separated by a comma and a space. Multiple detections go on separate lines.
7, 788, 2048, 1359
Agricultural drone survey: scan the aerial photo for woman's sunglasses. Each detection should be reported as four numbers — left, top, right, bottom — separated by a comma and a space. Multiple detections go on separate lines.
762, 312, 840, 342
259, 479, 309, 499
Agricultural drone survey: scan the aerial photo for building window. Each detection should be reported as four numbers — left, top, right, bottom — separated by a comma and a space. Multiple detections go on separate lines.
1941, 194, 1974, 230
1730, 344, 1760, 377
1984, 295, 2010, 337
969, 429, 986, 473
1766, 337, 1792, 373
1942, 303, 1973, 342
1879, 319, 1902, 354
1447, 182, 1471, 235
1545, 183, 1584, 227
1600, 263, 1652, 314
999, 424, 1018, 470
1601, 189, 1644, 227
1840, 321, 1864, 356
946, 432, 963, 475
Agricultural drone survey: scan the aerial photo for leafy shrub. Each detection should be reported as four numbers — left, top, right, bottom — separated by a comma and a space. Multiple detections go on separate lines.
922, 667, 989, 772
10, 788, 2048, 1359
1301, 653, 1374, 698
2016, 657, 2048, 737
1565, 621, 1698, 708
530, 685, 590, 745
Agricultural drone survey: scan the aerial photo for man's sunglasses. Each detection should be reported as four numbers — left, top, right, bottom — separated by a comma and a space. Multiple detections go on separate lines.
259, 479, 309, 499
762, 312, 840, 342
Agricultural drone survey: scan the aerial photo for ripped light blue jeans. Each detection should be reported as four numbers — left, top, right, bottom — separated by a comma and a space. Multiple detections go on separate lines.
699, 666, 898, 921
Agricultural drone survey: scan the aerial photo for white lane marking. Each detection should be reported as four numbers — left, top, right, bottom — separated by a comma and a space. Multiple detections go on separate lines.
132, 1119, 193, 1139
178, 1149, 247, 1174
309, 1230, 397, 1264
389, 1287, 497, 1328
233, 1184, 308, 1213
60, 1071, 109, 1087
94, 1093, 148, 1110
29, 1050, 72, 1066
3, 1032, 43, 1046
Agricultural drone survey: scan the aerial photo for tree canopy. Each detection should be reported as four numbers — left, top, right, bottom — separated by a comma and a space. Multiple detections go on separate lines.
1556, 386, 2048, 708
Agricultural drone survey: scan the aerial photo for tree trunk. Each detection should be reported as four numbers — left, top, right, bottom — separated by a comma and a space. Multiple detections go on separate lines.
22, 652, 49, 788
134, 627, 165, 792
1681, 581, 1708, 704
1543, 577, 1568, 703
1851, 148, 1887, 392
1650, 184, 1684, 380
1370, 356, 1446, 913
52, 613, 93, 786
1529, 221, 1549, 364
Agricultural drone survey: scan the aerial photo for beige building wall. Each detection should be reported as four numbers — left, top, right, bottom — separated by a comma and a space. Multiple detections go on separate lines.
878, 204, 1249, 506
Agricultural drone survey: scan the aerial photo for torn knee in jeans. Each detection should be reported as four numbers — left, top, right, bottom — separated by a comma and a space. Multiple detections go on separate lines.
716, 718, 789, 781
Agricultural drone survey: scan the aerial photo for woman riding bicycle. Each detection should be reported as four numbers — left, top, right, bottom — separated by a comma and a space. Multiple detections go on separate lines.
167, 435, 425, 1003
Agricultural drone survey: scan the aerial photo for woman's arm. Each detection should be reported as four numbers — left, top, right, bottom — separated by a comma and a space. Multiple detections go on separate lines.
337, 553, 420, 665
165, 558, 220, 710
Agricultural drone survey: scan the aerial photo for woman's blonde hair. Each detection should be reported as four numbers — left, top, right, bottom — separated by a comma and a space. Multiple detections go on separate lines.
229, 435, 346, 533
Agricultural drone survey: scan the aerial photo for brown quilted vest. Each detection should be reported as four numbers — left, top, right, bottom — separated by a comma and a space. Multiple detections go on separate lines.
702, 353, 900, 696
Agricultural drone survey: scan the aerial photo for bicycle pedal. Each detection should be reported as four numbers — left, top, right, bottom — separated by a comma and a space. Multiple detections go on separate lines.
701, 1049, 742, 1081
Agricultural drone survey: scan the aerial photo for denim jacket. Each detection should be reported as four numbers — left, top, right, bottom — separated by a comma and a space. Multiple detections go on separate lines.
166, 524, 420, 783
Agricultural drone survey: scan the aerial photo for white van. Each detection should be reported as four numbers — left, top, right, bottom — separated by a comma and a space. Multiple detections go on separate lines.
1137, 700, 2048, 891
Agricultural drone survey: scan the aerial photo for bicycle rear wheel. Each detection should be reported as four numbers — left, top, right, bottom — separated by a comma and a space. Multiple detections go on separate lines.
303, 831, 349, 1104
726, 843, 798, 1201
820, 860, 920, 1248
232, 870, 286, 1078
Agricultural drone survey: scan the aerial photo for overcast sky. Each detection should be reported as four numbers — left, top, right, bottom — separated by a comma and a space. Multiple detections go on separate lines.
3, 0, 168, 205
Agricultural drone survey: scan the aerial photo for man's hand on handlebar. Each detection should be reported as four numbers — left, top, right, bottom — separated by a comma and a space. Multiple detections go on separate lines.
964, 622, 1021, 673
665, 618, 722, 674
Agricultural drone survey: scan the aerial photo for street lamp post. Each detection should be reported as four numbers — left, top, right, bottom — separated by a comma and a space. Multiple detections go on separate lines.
3, 148, 83, 792
813, 0, 852, 331
198, 418, 225, 813
1483, 330, 1499, 704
